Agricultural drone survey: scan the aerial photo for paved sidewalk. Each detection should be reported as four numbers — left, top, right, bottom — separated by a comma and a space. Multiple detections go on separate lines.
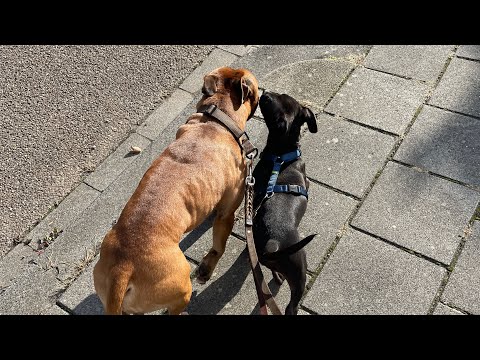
1, 45, 479, 315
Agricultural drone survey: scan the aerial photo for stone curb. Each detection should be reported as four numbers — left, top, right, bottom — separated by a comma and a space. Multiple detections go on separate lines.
179, 48, 238, 93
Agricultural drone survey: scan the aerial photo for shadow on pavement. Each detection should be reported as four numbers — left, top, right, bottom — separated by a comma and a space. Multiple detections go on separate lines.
73, 293, 104, 315
187, 248, 251, 315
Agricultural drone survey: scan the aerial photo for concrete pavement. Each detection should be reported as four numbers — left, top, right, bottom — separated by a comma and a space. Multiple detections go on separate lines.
1, 45, 479, 315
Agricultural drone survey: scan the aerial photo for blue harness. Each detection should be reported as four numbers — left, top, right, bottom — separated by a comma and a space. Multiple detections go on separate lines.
262, 149, 308, 199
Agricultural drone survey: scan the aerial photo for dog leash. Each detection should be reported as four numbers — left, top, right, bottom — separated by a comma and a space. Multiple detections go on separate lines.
245, 154, 282, 315
198, 103, 281, 315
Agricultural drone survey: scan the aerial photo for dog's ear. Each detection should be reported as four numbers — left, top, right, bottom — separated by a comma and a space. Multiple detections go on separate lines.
237, 76, 259, 117
302, 107, 318, 133
202, 74, 217, 96
240, 77, 253, 103
232, 76, 254, 104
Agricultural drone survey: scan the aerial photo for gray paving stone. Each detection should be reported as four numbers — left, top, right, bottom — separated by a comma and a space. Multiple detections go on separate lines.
352, 162, 480, 264
217, 45, 253, 56
0, 183, 100, 290
42, 305, 70, 315
433, 302, 464, 315
234, 45, 371, 82
299, 183, 358, 272
325, 67, 429, 134
395, 105, 480, 188
457, 45, 480, 61
0, 245, 35, 290
253, 88, 264, 119
301, 114, 396, 197
429, 57, 480, 118
22, 182, 100, 247
84, 133, 151, 191
0, 265, 60, 314
442, 222, 480, 314
136, 89, 193, 141
262, 59, 354, 113
364, 45, 454, 83
58, 261, 103, 315
245, 116, 269, 151
179, 48, 238, 93
303, 228, 445, 314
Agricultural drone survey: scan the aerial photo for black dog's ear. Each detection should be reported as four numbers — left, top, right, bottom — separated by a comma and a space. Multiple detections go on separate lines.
303, 107, 318, 133
202, 74, 217, 96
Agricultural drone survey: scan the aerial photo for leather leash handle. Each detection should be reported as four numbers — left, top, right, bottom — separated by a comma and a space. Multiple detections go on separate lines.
245, 159, 283, 315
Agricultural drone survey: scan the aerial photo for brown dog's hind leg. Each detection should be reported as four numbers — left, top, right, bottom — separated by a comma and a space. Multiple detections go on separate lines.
196, 212, 235, 284
167, 291, 192, 315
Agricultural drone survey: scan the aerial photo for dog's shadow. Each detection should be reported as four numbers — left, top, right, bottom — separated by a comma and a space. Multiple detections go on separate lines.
181, 213, 284, 315
73, 293, 104, 315
186, 247, 283, 315
179, 212, 215, 253
186, 248, 250, 315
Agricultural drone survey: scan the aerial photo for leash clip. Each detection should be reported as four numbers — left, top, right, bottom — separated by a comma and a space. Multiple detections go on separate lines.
246, 167, 255, 186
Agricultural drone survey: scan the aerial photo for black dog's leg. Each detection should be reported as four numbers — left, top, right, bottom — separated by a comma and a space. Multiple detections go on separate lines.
284, 251, 307, 315
272, 270, 285, 285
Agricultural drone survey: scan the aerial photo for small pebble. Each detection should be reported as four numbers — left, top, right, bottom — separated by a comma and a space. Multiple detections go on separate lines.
130, 146, 142, 154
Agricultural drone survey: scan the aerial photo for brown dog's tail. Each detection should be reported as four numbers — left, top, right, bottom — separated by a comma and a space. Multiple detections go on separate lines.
105, 266, 133, 315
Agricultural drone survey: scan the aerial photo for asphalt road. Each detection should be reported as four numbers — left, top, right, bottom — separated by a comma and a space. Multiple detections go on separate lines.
0, 45, 215, 258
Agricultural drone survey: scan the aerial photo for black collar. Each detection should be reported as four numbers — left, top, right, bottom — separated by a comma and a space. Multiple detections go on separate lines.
197, 104, 257, 159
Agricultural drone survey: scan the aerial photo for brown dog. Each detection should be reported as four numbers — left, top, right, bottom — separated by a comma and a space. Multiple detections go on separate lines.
93, 67, 259, 315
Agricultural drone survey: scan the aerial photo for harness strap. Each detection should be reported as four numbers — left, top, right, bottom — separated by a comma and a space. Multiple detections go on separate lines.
198, 104, 258, 158
272, 184, 308, 198
263, 149, 308, 199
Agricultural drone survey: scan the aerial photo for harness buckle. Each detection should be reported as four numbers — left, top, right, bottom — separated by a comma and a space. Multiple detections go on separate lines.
204, 104, 217, 115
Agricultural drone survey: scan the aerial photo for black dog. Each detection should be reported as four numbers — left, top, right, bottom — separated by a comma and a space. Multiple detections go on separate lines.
252, 91, 317, 315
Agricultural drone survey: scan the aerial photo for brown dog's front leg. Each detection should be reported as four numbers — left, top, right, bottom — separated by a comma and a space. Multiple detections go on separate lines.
196, 212, 235, 284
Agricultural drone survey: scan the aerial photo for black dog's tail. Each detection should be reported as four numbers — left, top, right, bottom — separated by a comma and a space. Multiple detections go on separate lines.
262, 234, 317, 259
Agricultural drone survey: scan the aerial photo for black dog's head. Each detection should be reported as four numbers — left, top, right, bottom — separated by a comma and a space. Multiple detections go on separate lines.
259, 91, 317, 152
